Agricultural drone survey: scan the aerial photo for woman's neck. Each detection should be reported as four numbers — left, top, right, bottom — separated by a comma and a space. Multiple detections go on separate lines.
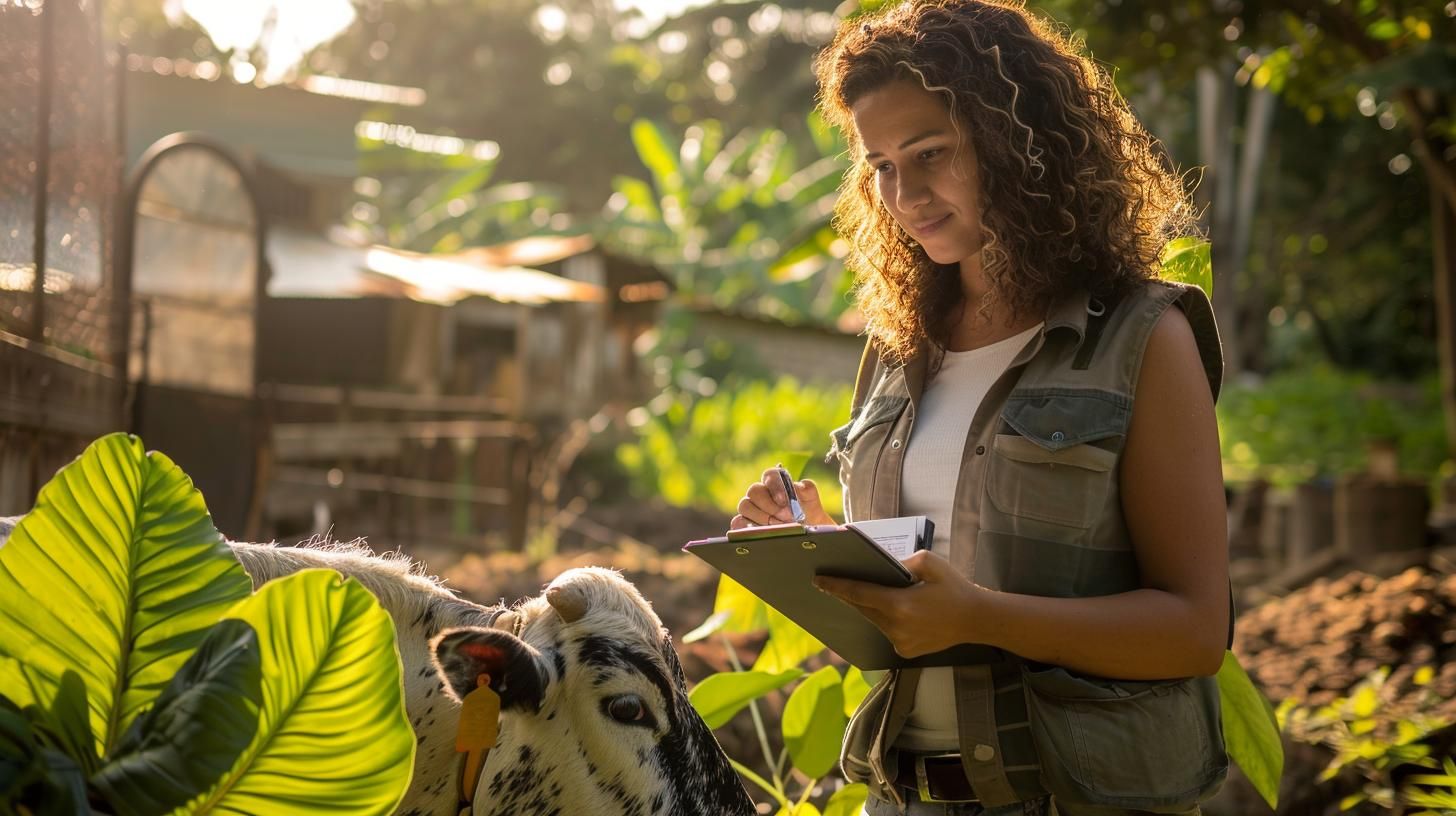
946, 257, 1040, 352
944, 300, 1039, 352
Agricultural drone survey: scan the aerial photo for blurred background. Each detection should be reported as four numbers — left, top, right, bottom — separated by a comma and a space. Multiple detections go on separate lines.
1, 0, 1454, 811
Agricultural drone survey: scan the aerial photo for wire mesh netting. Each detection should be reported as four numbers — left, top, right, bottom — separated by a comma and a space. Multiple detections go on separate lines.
0, 0, 120, 363
0, 2, 43, 339
44, 0, 119, 363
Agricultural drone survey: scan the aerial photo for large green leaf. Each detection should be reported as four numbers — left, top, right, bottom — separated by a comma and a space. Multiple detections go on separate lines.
183, 569, 414, 814
1217, 651, 1283, 809
822, 783, 869, 816
712, 575, 770, 634
0, 433, 253, 759
842, 667, 871, 719
689, 668, 804, 730
752, 607, 825, 674
782, 666, 847, 779
1159, 237, 1213, 299
92, 619, 263, 816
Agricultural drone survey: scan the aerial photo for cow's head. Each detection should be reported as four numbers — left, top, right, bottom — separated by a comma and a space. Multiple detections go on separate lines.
431, 567, 755, 816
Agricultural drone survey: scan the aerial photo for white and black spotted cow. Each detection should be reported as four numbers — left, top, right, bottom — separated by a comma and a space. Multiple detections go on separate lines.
429, 565, 757, 816
0, 519, 755, 816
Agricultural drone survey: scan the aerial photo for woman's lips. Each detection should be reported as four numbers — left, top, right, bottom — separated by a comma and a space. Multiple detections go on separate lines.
913, 214, 951, 236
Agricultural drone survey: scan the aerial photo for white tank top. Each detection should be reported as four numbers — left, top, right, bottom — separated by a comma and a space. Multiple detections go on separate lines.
896, 322, 1042, 751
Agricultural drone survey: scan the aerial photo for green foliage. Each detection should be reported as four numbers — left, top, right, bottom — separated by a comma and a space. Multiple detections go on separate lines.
0, 433, 254, 760
0, 434, 416, 815
1160, 236, 1214, 298
615, 376, 852, 517
1217, 366, 1446, 486
781, 667, 847, 779
1216, 652, 1284, 809
601, 116, 852, 326
1280, 666, 1456, 813
690, 669, 805, 730
350, 137, 575, 254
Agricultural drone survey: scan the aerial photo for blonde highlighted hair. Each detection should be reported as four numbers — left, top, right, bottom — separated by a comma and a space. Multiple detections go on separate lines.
814, 0, 1195, 363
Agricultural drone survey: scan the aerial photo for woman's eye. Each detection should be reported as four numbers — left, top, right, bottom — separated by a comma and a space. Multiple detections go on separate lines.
873, 161, 892, 174
919, 148, 942, 161
604, 694, 652, 726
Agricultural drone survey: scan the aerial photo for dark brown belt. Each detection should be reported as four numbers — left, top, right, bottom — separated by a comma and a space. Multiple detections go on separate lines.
897, 752, 978, 804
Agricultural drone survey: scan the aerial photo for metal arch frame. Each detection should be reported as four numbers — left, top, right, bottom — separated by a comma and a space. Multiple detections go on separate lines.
114, 131, 271, 429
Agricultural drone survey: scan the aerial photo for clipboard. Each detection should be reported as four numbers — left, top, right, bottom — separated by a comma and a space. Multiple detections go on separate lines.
684, 522, 1004, 670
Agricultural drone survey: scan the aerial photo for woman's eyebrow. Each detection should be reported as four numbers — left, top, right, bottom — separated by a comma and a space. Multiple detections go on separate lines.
863, 129, 947, 160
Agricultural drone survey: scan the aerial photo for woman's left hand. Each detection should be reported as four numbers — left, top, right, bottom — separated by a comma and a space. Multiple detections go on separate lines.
813, 551, 985, 658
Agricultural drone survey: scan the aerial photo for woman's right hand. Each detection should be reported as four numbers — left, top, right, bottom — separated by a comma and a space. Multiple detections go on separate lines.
729, 468, 837, 529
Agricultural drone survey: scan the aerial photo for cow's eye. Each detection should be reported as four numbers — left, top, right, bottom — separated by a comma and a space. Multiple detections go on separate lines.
604, 694, 653, 727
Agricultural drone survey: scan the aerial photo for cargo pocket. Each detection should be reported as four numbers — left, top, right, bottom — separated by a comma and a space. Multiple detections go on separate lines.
1023, 666, 1226, 812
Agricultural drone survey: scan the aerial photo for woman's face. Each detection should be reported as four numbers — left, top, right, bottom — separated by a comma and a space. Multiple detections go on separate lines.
850, 80, 983, 267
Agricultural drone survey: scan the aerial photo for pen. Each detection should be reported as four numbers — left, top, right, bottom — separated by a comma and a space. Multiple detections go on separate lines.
776, 464, 806, 524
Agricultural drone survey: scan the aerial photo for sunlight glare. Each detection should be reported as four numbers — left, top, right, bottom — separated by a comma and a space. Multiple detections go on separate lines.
169, 0, 357, 84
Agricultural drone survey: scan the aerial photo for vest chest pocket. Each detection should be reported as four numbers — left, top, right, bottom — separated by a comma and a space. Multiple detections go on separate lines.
984, 390, 1129, 531
985, 434, 1117, 529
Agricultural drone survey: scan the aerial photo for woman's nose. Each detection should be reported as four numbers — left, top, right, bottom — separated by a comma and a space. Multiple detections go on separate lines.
896, 168, 932, 210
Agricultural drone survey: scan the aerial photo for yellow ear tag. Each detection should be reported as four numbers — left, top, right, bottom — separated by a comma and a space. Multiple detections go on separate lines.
456, 674, 500, 803
457, 673, 500, 752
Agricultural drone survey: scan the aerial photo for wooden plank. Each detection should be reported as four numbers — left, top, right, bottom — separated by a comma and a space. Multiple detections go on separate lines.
270, 465, 510, 505
270, 419, 532, 462
261, 383, 511, 416
0, 335, 124, 437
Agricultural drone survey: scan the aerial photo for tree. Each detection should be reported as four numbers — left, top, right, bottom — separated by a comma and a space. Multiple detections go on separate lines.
1043, 0, 1455, 449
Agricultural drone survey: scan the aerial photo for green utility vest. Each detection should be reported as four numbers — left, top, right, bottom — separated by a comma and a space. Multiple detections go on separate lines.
831, 280, 1230, 814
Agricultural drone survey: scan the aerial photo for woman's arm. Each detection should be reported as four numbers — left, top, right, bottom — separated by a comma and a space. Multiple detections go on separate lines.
815, 306, 1229, 679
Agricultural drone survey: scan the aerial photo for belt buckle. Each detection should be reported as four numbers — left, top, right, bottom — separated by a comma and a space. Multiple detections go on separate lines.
914, 751, 978, 804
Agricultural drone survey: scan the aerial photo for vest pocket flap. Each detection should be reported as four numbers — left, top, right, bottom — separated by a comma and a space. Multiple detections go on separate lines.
845, 395, 909, 447
992, 433, 1116, 472
1001, 389, 1130, 451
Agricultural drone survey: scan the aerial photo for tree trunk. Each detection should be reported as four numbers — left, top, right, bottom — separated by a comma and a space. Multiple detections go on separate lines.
1434, 173, 1456, 459
1197, 65, 1242, 377
1229, 83, 1277, 373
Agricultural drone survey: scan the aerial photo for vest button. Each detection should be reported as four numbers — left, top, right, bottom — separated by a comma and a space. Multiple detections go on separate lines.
972, 744, 995, 762
975, 445, 986, 455
891, 439, 902, 450
1050, 430, 1066, 442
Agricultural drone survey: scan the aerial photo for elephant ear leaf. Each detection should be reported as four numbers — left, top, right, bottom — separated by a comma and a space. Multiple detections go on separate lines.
92, 619, 263, 816
181, 569, 415, 814
0, 433, 253, 760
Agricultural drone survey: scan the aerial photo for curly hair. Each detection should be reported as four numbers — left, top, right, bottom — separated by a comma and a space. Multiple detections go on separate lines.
814, 0, 1196, 363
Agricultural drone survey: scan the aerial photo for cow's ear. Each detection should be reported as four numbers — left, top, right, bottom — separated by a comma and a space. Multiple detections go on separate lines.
430, 627, 549, 712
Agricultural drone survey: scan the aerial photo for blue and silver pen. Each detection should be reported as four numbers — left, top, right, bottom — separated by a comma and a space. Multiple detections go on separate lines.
776, 464, 806, 524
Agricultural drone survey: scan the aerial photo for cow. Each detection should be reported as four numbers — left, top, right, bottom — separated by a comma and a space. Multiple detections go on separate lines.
0, 519, 756, 816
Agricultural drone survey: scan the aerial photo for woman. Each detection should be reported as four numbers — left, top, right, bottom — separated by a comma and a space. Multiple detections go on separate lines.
730, 1, 1231, 814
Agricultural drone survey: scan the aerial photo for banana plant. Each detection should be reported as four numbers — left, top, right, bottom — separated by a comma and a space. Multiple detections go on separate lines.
0, 434, 415, 815
352, 127, 576, 254
600, 113, 853, 325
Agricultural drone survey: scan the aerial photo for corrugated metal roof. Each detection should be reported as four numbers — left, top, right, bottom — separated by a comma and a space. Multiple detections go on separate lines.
264, 228, 605, 306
